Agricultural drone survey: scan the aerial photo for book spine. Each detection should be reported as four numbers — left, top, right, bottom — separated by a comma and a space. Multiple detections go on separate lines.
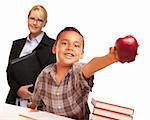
94, 107, 132, 116
92, 98, 134, 115
93, 107, 133, 120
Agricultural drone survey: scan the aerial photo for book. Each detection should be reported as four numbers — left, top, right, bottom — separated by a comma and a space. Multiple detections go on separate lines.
19, 109, 74, 120
10, 51, 41, 92
90, 114, 118, 120
92, 107, 133, 120
0, 103, 74, 120
91, 98, 134, 115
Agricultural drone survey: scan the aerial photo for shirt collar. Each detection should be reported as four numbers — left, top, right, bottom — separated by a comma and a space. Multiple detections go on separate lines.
51, 62, 80, 76
27, 32, 44, 43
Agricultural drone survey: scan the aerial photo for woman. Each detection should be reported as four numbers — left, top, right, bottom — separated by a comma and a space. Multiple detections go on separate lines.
6, 5, 56, 107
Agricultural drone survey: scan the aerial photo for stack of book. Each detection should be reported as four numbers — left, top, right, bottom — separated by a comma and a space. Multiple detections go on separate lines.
90, 98, 134, 120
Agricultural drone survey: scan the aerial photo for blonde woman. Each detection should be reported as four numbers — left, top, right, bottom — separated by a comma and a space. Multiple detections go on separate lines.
6, 5, 56, 107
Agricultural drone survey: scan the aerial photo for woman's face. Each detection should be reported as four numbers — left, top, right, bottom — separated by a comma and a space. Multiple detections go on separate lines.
28, 10, 46, 38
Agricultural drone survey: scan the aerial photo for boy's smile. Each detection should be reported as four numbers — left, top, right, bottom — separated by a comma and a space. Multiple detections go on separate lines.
64, 52, 75, 59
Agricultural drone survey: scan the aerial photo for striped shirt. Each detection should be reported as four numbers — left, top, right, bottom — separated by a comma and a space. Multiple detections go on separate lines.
32, 62, 94, 119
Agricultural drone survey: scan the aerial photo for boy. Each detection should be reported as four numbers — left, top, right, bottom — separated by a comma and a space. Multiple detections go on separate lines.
30, 27, 118, 119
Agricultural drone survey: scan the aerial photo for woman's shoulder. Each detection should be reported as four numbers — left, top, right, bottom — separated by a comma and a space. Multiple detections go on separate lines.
42, 32, 55, 44
13, 37, 26, 44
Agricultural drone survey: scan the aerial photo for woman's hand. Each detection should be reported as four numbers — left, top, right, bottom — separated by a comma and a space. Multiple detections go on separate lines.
17, 84, 33, 100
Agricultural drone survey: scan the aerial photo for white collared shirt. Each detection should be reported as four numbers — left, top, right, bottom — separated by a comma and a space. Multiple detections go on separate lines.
19, 32, 44, 57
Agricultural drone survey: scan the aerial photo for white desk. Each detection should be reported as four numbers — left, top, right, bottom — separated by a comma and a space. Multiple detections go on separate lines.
0, 103, 74, 120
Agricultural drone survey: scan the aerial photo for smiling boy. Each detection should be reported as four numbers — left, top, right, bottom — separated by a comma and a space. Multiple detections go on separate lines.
31, 27, 118, 119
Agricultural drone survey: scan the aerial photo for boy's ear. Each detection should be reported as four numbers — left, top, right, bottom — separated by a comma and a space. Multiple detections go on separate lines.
52, 45, 56, 54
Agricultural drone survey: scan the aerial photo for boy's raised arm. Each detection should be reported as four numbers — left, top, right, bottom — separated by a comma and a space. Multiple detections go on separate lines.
81, 47, 118, 78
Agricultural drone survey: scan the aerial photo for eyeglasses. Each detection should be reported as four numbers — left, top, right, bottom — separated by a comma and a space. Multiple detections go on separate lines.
29, 17, 44, 24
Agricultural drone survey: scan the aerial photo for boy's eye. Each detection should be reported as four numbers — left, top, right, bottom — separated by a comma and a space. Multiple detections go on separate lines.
61, 41, 67, 45
74, 44, 80, 48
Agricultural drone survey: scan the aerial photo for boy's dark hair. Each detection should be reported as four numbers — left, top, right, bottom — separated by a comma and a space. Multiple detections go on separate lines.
55, 27, 84, 49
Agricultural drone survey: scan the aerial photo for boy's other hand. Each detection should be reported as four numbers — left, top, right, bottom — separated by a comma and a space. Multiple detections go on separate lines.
27, 102, 38, 112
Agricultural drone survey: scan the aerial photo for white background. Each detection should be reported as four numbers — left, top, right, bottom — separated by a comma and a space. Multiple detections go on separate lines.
0, 0, 149, 120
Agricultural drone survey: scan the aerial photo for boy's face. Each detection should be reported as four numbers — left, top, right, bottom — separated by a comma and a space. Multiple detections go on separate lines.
53, 31, 84, 66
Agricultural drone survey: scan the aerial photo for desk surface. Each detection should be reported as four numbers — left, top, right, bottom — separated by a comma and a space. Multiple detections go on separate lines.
0, 103, 73, 120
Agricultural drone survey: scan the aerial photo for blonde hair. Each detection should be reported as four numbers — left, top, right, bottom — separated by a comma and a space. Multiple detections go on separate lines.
28, 5, 48, 23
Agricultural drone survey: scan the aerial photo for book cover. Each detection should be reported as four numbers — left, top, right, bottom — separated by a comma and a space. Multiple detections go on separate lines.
10, 51, 41, 92
90, 114, 118, 120
93, 107, 133, 120
19, 109, 74, 120
91, 98, 134, 115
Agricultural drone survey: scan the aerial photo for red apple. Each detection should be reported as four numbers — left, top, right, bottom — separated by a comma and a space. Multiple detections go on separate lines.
115, 35, 139, 63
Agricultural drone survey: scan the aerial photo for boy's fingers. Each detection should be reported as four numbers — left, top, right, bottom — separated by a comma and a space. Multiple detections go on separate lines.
109, 47, 115, 53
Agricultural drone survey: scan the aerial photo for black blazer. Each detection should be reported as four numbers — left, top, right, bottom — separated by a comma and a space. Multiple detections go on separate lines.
6, 33, 56, 104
